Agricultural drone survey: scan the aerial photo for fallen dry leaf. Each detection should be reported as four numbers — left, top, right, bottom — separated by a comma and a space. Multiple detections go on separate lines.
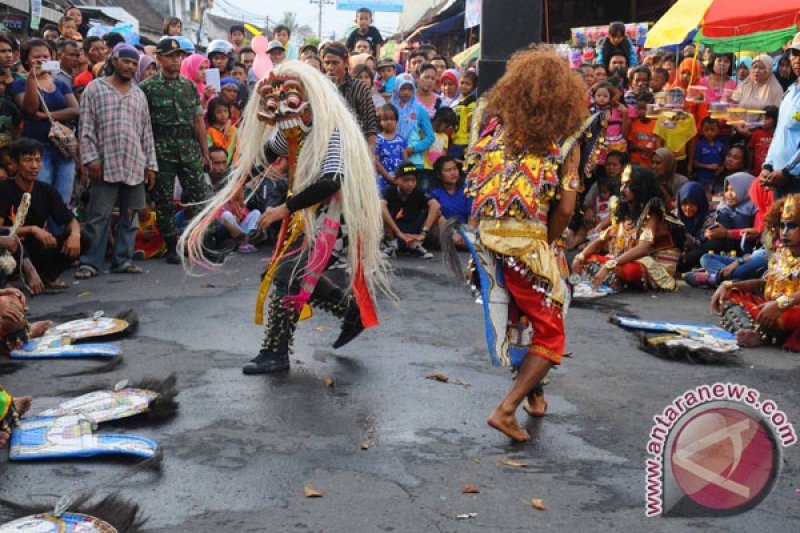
426, 373, 449, 383
499, 459, 528, 468
531, 499, 546, 511
322, 376, 335, 388
314, 326, 328, 332
453, 379, 471, 388
303, 485, 324, 498
200, 283, 216, 288
541, 377, 551, 386
77, 291, 92, 298
562, 351, 573, 358
360, 438, 371, 450
456, 513, 477, 520
461, 485, 480, 494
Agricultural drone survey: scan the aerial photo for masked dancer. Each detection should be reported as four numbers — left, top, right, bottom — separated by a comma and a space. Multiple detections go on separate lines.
181, 61, 390, 374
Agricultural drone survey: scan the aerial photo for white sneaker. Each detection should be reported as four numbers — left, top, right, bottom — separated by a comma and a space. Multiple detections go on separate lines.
410, 243, 433, 260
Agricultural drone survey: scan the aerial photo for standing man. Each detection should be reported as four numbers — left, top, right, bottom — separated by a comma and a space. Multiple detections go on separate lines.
229, 24, 246, 55
76, 44, 158, 278
53, 40, 80, 88
140, 37, 210, 264
762, 32, 800, 198
321, 42, 378, 153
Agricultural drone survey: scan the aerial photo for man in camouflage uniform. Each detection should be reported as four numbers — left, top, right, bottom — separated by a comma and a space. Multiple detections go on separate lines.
140, 37, 211, 263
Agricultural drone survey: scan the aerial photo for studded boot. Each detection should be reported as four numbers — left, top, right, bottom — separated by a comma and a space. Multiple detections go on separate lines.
243, 295, 298, 374
310, 292, 365, 349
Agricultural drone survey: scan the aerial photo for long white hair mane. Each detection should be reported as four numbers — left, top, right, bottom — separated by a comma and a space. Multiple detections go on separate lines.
180, 60, 391, 301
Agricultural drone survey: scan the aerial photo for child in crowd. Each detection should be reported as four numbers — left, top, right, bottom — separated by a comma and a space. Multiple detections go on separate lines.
428, 156, 471, 248
440, 69, 460, 108
375, 103, 407, 195
653, 108, 697, 177
422, 106, 457, 191
689, 117, 725, 195
624, 66, 651, 108
214, 185, 262, 253
206, 98, 238, 165
684, 172, 760, 284
218, 78, 242, 125
451, 71, 478, 161
345, 7, 384, 57
626, 92, 660, 166
134, 205, 166, 260
650, 67, 669, 94
376, 58, 397, 95
747, 105, 778, 175
592, 81, 629, 156
0, 72, 19, 150
380, 161, 440, 260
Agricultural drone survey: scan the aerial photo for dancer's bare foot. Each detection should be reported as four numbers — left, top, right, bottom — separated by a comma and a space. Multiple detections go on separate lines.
29, 320, 52, 338
736, 329, 763, 347
13, 395, 32, 415
523, 393, 548, 417
487, 408, 530, 442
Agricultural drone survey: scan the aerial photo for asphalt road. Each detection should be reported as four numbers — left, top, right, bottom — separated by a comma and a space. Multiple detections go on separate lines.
1, 252, 798, 532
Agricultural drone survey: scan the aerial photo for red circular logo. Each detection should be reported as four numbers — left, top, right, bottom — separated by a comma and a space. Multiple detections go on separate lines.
670, 407, 778, 512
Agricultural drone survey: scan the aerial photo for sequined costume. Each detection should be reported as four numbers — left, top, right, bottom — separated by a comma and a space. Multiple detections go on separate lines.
462, 112, 604, 366
582, 170, 683, 291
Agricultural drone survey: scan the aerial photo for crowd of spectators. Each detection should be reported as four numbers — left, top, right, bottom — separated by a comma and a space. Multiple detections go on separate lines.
3, 8, 800, 356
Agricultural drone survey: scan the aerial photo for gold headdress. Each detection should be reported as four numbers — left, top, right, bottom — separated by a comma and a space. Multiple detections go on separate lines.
620, 164, 633, 185
782, 194, 800, 221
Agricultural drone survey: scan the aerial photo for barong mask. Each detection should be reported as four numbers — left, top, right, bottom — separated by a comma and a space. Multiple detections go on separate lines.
257, 74, 311, 131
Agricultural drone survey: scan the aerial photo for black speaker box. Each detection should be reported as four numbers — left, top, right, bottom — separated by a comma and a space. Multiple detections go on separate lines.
477, 0, 543, 93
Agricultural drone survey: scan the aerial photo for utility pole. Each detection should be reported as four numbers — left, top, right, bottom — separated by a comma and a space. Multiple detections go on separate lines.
309, 0, 333, 40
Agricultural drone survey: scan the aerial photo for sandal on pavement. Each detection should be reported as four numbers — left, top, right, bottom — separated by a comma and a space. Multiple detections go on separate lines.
43, 278, 68, 291
111, 264, 144, 274
73, 265, 98, 279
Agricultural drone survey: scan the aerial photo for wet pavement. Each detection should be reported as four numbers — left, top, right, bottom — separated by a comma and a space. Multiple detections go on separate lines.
1, 252, 798, 532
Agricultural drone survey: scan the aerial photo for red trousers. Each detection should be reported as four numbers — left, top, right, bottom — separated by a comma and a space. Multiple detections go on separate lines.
503, 265, 564, 365
588, 254, 646, 286
729, 292, 800, 331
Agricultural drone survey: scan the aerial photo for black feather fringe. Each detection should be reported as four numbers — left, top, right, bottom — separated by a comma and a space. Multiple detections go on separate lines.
128, 373, 179, 421
0, 492, 147, 532
638, 332, 741, 365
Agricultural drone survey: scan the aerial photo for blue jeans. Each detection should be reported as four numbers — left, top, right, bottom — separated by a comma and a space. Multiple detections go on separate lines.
699, 248, 768, 280
79, 181, 146, 272
38, 143, 76, 206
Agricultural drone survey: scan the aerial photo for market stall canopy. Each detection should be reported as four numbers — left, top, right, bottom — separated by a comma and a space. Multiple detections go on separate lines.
644, 0, 712, 48
697, 0, 800, 52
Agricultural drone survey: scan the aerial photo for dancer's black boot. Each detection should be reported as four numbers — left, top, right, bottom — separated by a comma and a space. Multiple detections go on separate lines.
310, 292, 364, 349
243, 295, 298, 374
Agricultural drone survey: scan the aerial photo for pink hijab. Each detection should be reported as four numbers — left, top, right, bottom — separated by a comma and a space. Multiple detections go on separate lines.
180, 53, 209, 98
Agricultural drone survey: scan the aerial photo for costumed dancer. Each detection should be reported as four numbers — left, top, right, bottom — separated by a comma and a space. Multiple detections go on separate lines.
712, 195, 800, 348
181, 61, 390, 374
0, 385, 31, 447
443, 47, 604, 442
572, 165, 685, 292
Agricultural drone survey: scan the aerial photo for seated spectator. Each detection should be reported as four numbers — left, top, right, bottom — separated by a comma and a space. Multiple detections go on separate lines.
651, 147, 689, 208
676, 181, 715, 273
572, 166, 683, 292
568, 151, 625, 250
429, 156, 470, 248
688, 117, 725, 194
207, 145, 230, 192
684, 172, 760, 287
206, 97, 238, 165
653, 107, 697, 178
380, 161, 440, 259
375, 103, 407, 195
0, 139, 84, 295
212, 185, 261, 253
717, 145, 749, 193
134, 205, 165, 260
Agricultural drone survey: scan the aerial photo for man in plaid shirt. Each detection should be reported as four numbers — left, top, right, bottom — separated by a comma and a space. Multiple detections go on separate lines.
76, 43, 158, 278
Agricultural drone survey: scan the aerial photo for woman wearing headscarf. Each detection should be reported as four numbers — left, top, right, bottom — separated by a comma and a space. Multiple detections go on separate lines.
775, 51, 796, 91
135, 54, 158, 84
390, 72, 434, 169
651, 147, 688, 208
732, 54, 785, 109
671, 57, 710, 126
677, 181, 714, 271
440, 68, 460, 108
684, 172, 760, 287
180, 53, 212, 104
